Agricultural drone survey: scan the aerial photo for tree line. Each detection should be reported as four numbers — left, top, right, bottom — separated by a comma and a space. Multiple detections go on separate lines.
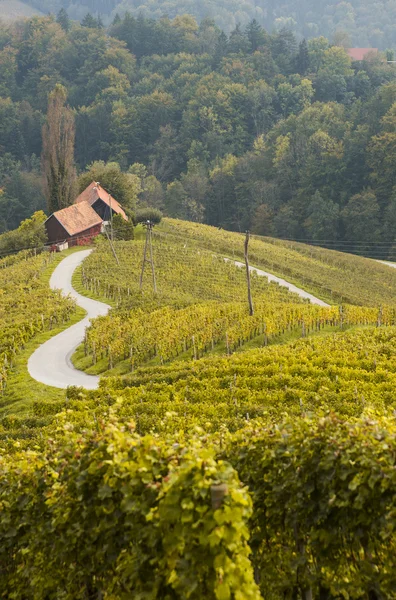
0, 13, 395, 255
22, 0, 396, 48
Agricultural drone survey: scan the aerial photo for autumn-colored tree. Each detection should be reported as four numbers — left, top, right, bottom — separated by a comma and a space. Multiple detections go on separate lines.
41, 84, 77, 214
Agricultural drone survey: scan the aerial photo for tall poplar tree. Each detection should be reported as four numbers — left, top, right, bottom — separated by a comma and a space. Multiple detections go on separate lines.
41, 85, 77, 214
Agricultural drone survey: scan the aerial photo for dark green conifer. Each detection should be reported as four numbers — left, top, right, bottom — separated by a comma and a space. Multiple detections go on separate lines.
81, 12, 97, 28
296, 39, 310, 74
56, 8, 70, 32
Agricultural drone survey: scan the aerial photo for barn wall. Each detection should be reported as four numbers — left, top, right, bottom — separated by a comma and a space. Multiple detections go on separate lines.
69, 223, 103, 247
45, 217, 69, 244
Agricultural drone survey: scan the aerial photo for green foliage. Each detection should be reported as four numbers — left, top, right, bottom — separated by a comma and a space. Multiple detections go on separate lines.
2, 394, 396, 597
0, 160, 46, 233
0, 421, 259, 599
0, 210, 47, 255
41, 84, 77, 214
1, 230, 396, 597
80, 234, 302, 311
78, 161, 141, 211
0, 13, 396, 249
83, 299, 393, 373
304, 190, 340, 240
112, 212, 134, 240
342, 189, 381, 244
134, 207, 163, 225
225, 413, 396, 599
7, 0, 396, 51
6, 323, 396, 439
63, 325, 396, 436
56, 8, 70, 31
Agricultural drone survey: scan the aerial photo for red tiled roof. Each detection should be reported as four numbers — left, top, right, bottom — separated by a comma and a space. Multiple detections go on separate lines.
50, 201, 103, 236
74, 181, 128, 221
347, 48, 378, 61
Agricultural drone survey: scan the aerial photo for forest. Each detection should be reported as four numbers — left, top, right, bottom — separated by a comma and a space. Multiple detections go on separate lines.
20, 0, 396, 47
0, 12, 396, 255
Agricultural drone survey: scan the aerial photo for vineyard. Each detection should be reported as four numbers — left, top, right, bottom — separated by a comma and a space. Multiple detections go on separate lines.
82, 302, 395, 373
1, 405, 396, 598
1, 223, 396, 600
79, 236, 304, 309
76, 233, 396, 375
2, 325, 396, 442
0, 251, 76, 396
163, 219, 396, 306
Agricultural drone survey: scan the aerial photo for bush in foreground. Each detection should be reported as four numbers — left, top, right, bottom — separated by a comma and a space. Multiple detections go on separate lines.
1, 413, 396, 598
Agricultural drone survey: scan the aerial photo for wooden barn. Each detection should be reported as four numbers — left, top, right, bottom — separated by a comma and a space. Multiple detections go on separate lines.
74, 182, 128, 221
347, 48, 378, 61
45, 182, 128, 247
45, 202, 103, 246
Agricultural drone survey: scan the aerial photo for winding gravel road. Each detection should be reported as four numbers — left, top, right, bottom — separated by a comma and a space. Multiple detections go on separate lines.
378, 260, 396, 269
27, 250, 329, 391
228, 259, 330, 307
28, 250, 110, 390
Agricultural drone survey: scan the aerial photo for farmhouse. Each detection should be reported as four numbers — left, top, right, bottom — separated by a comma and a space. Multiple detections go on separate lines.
45, 201, 103, 246
347, 48, 378, 61
45, 182, 128, 246
74, 182, 128, 221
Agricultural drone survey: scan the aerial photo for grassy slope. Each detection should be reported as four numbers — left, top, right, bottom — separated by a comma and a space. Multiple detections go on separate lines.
162, 219, 396, 306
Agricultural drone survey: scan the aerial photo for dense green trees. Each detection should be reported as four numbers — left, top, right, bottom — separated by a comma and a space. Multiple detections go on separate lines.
18, 0, 396, 48
0, 211, 47, 255
0, 13, 396, 254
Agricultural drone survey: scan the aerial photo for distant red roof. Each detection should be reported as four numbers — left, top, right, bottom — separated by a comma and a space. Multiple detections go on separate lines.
49, 202, 102, 236
74, 181, 128, 221
347, 48, 378, 61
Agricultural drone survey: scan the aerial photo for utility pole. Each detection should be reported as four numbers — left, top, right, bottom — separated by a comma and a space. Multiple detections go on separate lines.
140, 220, 157, 293
244, 230, 254, 316
104, 223, 119, 266
149, 220, 157, 293
108, 193, 114, 242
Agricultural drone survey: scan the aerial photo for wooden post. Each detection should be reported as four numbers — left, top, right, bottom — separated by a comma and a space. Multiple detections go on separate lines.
104, 225, 120, 266
244, 231, 254, 316
377, 306, 383, 328
109, 193, 114, 243
139, 222, 150, 290
140, 220, 157, 294
148, 222, 157, 294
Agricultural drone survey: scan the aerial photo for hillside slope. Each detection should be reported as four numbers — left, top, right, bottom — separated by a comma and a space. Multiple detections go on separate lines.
2, 226, 396, 599
163, 220, 396, 306
0, 0, 43, 20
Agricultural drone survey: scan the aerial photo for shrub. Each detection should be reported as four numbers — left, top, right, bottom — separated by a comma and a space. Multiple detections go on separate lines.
135, 207, 163, 225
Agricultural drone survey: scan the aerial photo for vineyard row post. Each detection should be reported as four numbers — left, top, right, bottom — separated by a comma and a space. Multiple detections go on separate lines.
245, 231, 254, 316
104, 224, 120, 266
140, 220, 157, 294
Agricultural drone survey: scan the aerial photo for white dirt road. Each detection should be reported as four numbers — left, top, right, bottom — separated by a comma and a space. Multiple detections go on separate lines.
228, 259, 330, 307
27, 250, 329, 391
378, 260, 396, 269
28, 250, 110, 390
